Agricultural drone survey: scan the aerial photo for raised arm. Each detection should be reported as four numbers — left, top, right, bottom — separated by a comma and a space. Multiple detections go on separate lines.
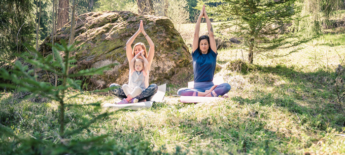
126, 22, 142, 62
141, 52, 149, 71
140, 20, 155, 70
204, 6, 217, 53
129, 52, 141, 74
138, 51, 149, 77
192, 6, 204, 53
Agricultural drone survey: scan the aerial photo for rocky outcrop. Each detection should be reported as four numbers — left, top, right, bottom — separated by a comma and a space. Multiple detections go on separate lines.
39, 11, 192, 90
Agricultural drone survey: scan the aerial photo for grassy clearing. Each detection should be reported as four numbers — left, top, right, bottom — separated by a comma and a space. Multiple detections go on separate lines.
1, 27, 345, 154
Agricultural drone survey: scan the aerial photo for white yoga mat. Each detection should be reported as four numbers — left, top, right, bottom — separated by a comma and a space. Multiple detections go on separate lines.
102, 84, 166, 109
103, 101, 153, 109
151, 83, 166, 102
180, 96, 224, 103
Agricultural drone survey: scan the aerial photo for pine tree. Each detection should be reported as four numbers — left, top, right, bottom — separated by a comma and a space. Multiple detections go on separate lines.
206, 0, 298, 64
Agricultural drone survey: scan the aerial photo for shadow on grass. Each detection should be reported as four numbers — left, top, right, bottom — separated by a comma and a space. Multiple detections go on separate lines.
232, 64, 345, 130
151, 101, 169, 110
264, 47, 304, 58
317, 42, 344, 47
316, 33, 345, 47
259, 34, 320, 53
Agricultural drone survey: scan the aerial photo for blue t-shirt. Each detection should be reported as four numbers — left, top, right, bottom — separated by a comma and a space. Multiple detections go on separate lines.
192, 49, 218, 82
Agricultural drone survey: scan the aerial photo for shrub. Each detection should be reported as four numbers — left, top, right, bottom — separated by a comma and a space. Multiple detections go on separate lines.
226, 59, 259, 74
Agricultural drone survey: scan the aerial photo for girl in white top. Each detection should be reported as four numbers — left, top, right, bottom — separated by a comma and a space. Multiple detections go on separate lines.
121, 51, 148, 103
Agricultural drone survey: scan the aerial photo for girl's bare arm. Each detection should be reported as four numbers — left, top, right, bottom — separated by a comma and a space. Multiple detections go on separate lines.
141, 52, 149, 72
130, 52, 141, 74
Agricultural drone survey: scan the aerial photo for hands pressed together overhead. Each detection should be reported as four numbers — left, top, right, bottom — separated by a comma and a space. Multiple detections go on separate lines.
137, 20, 147, 35
199, 5, 208, 18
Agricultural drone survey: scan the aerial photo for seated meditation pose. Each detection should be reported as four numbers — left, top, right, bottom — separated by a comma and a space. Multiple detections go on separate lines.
121, 51, 148, 103
177, 5, 231, 97
110, 20, 158, 104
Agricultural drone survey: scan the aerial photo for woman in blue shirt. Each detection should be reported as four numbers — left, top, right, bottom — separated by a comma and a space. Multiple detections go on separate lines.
177, 5, 231, 97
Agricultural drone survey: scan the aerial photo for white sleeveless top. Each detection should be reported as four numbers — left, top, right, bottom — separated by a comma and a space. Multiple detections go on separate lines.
128, 71, 146, 89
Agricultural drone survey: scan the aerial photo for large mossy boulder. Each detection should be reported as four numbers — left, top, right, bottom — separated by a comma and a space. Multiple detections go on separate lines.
39, 11, 192, 90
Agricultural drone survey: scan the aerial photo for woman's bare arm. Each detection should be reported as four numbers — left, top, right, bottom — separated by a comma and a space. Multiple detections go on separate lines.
126, 22, 142, 62
141, 21, 155, 71
192, 6, 204, 53
204, 7, 217, 53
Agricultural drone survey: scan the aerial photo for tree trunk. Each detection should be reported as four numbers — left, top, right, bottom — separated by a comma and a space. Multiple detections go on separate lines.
35, 0, 40, 51
137, 0, 154, 15
53, 0, 57, 41
57, 0, 69, 30
164, 0, 169, 16
248, 38, 254, 64
89, 0, 94, 11
149, 0, 154, 15
52, 0, 55, 46
69, 0, 76, 45
52, 0, 58, 87
35, 0, 41, 80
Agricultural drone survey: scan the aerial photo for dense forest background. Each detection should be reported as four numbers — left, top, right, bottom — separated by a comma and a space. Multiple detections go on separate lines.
2, 0, 344, 64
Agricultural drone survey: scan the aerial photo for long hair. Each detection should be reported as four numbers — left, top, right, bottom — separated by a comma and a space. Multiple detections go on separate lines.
132, 42, 148, 58
197, 35, 210, 54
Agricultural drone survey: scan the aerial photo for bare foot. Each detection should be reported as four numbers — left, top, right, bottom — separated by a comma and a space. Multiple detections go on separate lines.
204, 93, 212, 97
125, 95, 133, 102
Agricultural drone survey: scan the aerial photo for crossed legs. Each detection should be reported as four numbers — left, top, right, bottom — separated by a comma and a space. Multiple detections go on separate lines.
177, 83, 231, 97
122, 84, 143, 99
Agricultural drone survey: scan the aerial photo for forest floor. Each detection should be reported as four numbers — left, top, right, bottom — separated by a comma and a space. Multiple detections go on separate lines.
1, 23, 345, 154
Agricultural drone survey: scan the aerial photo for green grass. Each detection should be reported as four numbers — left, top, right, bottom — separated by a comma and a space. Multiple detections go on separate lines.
1, 33, 345, 154
318, 33, 345, 46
